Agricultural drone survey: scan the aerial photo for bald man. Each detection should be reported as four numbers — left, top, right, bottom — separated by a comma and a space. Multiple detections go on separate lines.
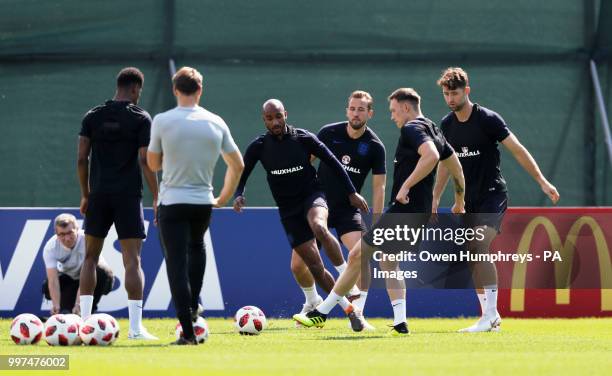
233, 99, 369, 331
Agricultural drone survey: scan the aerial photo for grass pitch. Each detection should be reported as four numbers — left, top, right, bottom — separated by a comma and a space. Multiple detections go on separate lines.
1, 317, 611, 375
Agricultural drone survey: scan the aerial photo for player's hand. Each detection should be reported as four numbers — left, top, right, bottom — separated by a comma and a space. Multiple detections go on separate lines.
233, 196, 246, 213
451, 200, 465, 214
349, 193, 369, 213
432, 198, 440, 214
72, 304, 80, 315
212, 196, 224, 208
50, 305, 60, 315
541, 181, 560, 204
395, 187, 410, 205
79, 196, 88, 217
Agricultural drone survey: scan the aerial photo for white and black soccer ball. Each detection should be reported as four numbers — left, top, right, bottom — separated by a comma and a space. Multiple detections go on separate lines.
234, 306, 267, 335
175, 316, 209, 343
79, 314, 116, 346
96, 313, 120, 342
44, 314, 80, 346
10, 313, 44, 345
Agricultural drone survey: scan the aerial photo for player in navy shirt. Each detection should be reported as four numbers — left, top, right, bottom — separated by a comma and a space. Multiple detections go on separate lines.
433, 67, 560, 332
233, 99, 369, 331
289, 91, 386, 330
294, 88, 465, 334
77, 67, 158, 339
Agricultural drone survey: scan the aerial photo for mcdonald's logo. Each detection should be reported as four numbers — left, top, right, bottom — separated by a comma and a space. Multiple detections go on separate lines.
510, 215, 612, 312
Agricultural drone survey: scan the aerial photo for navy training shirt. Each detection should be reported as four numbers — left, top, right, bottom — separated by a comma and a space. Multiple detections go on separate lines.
235, 125, 356, 217
317, 122, 386, 210
79, 100, 151, 197
391, 117, 454, 212
440, 103, 510, 206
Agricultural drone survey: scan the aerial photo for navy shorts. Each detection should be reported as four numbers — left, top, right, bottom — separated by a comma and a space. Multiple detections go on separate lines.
84, 194, 146, 239
327, 206, 365, 237
279, 191, 327, 248
465, 191, 508, 232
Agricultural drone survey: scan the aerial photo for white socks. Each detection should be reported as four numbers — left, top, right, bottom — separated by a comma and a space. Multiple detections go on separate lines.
79, 295, 94, 320
301, 284, 320, 306
334, 262, 347, 275
391, 299, 406, 326
483, 286, 498, 316
317, 292, 343, 314
477, 293, 487, 315
128, 299, 143, 334
353, 291, 368, 312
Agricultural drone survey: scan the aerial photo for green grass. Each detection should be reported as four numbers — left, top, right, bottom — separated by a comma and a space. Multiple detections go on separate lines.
1, 318, 611, 376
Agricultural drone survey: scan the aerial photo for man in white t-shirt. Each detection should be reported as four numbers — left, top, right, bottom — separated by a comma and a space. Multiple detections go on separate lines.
42, 213, 113, 315
147, 66, 244, 345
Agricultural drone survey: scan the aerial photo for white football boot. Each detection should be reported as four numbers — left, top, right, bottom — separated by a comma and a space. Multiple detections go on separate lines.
458, 312, 502, 333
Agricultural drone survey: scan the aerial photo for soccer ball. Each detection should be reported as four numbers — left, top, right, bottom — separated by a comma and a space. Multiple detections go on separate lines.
96, 313, 120, 342
10, 313, 44, 345
234, 306, 267, 335
63, 314, 84, 345
175, 316, 209, 343
44, 314, 80, 346
79, 314, 116, 346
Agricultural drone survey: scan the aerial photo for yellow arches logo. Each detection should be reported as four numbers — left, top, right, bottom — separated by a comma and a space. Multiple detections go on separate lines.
510, 216, 612, 311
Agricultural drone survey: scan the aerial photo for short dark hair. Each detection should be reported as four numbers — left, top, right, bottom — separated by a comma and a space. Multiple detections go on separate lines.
437, 67, 469, 90
348, 90, 373, 110
172, 67, 203, 95
116, 67, 144, 88
388, 88, 421, 109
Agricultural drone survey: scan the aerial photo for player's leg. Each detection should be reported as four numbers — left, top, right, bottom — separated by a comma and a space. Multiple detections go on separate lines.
114, 196, 157, 339
92, 264, 114, 314
306, 206, 348, 272
293, 239, 336, 294
459, 225, 501, 332
158, 204, 196, 343
186, 205, 212, 320
79, 195, 112, 320
379, 259, 409, 335
340, 230, 370, 308
79, 235, 105, 319
290, 250, 321, 308
340, 230, 376, 331
293, 239, 371, 330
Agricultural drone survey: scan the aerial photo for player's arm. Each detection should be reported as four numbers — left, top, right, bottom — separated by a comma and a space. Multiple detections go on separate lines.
501, 133, 559, 204
77, 136, 91, 216
432, 163, 450, 213
45, 268, 61, 315
396, 141, 439, 204
214, 150, 245, 208
233, 139, 262, 213
372, 174, 386, 214
139, 146, 159, 203
439, 152, 465, 213
305, 132, 368, 212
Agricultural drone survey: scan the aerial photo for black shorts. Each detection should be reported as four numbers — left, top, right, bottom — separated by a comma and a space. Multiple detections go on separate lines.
465, 191, 508, 232
327, 206, 365, 237
279, 191, 327, 248
84, 194, 146, 239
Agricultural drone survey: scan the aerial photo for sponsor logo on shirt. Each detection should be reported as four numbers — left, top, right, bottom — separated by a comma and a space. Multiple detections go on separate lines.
270, 166, 304, 175
341, 155, 361, 174
457, 146, 481, 158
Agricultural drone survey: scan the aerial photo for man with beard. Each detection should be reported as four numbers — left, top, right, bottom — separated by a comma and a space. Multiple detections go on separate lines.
290, 91, 386, 330
233, 99, 370, 331
432, 67, 559, 332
